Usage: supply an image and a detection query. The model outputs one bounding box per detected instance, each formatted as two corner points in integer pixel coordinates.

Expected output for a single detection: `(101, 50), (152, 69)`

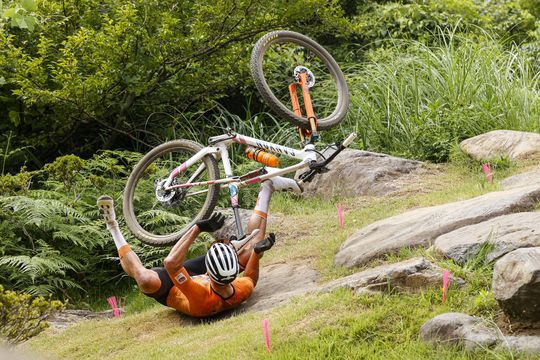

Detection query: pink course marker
(107, 296), (120, 318)
(482, 163), (493, 184)
(336, 203), (345, 229)
(262, 319), (271, 352)
(442, 270), (451, 304)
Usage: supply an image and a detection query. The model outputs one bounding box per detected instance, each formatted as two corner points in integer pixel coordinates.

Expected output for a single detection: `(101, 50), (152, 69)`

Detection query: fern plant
(0, 150), (212, 303)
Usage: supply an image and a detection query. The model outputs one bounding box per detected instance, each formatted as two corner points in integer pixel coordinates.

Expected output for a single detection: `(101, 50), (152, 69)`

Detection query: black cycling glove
(254, 233), (276, 254)
(195, 212), (225, 233)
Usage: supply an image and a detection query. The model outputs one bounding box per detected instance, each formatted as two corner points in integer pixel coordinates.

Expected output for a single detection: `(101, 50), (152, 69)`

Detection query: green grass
(329, 33), (540, 162)
(25, 289), (531, 360)
(23, 161), (538, 359)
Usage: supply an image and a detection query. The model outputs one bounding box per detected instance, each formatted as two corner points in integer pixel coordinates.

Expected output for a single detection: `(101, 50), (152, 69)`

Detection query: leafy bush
(0, 0), (348, 169)
(0, 285), (64, 343)
(347, 0), (536, 47)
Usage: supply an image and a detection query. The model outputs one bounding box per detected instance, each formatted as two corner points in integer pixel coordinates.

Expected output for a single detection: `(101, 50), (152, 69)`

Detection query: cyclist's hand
(195, 212), (225, 233)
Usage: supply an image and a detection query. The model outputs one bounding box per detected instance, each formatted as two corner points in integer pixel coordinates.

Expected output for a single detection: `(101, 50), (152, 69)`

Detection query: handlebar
(298, 132), (357, 183)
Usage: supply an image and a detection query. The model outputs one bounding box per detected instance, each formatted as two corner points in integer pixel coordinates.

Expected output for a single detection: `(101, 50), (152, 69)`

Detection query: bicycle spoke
(131, 148), (213, 237)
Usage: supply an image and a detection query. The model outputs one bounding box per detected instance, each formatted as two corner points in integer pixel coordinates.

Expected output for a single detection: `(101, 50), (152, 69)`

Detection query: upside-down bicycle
(123, 30), (356, 246)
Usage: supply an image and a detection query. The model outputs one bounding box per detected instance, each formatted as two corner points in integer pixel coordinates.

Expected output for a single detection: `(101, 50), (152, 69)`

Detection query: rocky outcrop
(433, 212), (540, 265)
(242, 258), (462, 313)
(48, 309), (123, 330)
(492, 248), (540, 321)
(335, 184), (540, 268)
(242, 263), (318, 312)
(501, 168), (540, 190)
(211, 208), (276, 241)
(420, 312), (540, 354)
(460, 130), (540, 161)
(322, 257), (462, 294)
(295, 149), (423, 198)
(420, 313), (498, 350)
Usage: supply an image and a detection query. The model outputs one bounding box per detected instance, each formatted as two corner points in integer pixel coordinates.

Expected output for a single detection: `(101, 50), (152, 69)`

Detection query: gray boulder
(322, 257), (463, 294)
(498, 336), (540, 353)
(460, 130), (540, 161)
(419, 312), (498, 350)
(492, 247), (540, 321)
(433, 212), (540, 265)
(295, 149), (423, 198)
(420, 312), (540, 353)
(335, 184), (540, 268)
(242, 263), (318, 312)
(501, 168), (540, 190)
(211, 208), (276, 241)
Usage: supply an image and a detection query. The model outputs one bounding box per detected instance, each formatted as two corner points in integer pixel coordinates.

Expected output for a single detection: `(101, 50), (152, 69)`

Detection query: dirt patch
(496, 312), (540, 336)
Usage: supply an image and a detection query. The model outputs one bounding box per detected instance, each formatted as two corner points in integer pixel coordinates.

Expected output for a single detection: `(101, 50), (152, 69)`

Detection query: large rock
(501, 168), (540, 190)
(419, 313), (498, 350)
(433, 212), (540, 265)
(492, 247), (540, 321)
(322, 257), (463, 293)
(211, 208), (276, 241)
(335, 184), (540, 268)
(460, 130), (540, 161)
(48, 309), (123, 331)
(241, 263), (318, 312)
(420, 312), (540, 353)
(295, 149), (423, 198)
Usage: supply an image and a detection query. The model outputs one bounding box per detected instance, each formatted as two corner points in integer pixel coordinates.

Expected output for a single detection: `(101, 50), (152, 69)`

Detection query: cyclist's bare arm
(163, 226), (201, 275)
(243, 251), (261, 286)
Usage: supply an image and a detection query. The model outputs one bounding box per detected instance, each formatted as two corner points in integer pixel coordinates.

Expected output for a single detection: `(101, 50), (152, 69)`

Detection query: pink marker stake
(442, 270), (451, 304)
(336, 203), (345, 229)
(262, 319), (271, 352)
(482, 163), (493, 184)
(107, 296), (120, 318)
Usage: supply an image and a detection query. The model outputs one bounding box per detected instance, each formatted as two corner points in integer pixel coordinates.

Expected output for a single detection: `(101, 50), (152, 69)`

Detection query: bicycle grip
(342, 133), (357, 148)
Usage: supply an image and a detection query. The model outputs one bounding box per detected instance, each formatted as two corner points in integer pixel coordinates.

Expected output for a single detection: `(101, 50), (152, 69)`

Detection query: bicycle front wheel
(250, 30), (349, 130)
(123, 140), (220, 246)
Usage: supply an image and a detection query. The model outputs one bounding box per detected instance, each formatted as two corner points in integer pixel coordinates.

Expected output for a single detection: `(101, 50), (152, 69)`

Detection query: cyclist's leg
(237, 176), (299, 266)
(236, 181), (272, 267)
(98, 196), (161, 294)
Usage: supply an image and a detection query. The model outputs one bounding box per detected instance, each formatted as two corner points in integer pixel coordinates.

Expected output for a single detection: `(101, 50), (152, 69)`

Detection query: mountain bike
(123, 30), (355, 246)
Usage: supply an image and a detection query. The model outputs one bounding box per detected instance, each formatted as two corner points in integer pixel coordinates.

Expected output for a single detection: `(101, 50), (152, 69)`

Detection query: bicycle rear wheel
(123, 140), (220, 246)
(250, 30), (349, 130)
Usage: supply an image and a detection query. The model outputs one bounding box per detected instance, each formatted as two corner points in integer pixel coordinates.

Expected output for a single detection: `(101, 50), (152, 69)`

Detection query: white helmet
(205, 243), (239, 285)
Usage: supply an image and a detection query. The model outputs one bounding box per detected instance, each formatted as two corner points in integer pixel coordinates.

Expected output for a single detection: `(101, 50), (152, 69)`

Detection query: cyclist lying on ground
(97, 175), (301, 317)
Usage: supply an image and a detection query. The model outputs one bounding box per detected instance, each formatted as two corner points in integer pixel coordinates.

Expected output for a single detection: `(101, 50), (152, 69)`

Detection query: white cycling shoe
(97, 195), (117, 225)
(230, 229), (260, 252)
(264, 168), (303, 194)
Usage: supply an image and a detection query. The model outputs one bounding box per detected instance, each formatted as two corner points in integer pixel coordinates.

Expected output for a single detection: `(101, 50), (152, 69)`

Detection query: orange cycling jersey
(166, 267), (254, 317)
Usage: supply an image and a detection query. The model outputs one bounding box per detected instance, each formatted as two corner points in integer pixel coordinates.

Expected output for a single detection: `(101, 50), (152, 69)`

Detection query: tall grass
(337, 32), (540, 162)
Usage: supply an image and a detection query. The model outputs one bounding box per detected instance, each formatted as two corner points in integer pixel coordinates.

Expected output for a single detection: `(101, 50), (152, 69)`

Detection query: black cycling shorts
(143, 254), (206, 305)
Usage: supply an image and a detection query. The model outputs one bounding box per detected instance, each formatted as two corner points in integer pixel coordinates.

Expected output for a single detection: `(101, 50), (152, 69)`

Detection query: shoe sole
(97, 196), (116, 223)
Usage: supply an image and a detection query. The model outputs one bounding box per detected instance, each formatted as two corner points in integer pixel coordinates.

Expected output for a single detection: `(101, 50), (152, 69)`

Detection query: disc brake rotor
(294, 66), (316, 88)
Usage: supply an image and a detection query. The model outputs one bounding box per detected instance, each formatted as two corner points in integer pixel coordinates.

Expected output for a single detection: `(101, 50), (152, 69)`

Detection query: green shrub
(0, 285), (64, 343)
(347, 0), (536, 47)
(0, 0), (349, 169)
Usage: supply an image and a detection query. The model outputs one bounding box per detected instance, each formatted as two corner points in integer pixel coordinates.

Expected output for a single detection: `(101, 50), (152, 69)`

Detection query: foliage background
(1, 0), (540, 303)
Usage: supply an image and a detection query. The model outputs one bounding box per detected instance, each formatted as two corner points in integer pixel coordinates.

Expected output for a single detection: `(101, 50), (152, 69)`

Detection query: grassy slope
(25, 162), (540, 360)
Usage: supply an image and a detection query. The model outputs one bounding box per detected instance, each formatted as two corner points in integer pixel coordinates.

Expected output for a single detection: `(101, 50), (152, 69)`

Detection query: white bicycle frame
(160, 131), (357, 237)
